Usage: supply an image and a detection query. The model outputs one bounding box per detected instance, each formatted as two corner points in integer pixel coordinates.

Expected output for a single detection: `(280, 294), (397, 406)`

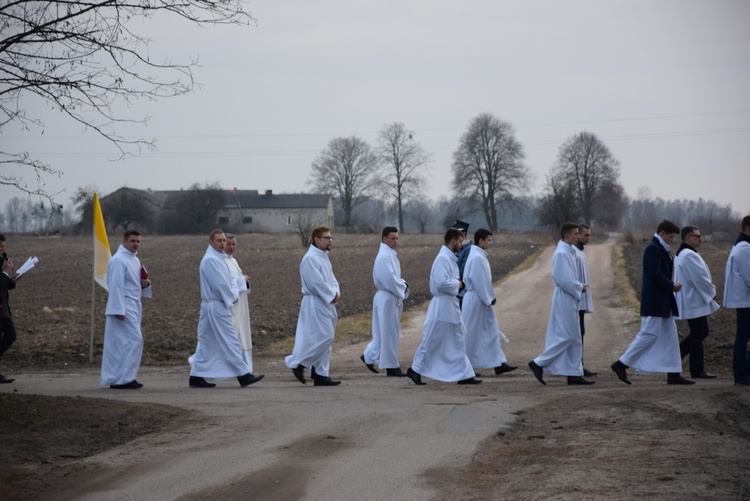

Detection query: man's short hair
(656, 219), (680, 235)
(680, 225), (699, 241)
(560, 222), (578, 239)
(474, 228), (493, 245)
(578, 223), (590, 231)
(311, 226), (331, 241)
(382, 226), (398, 239)
(444, 228), (461, 245)
(742, 215), (750, 231)
(225, 233), (236, 240)
(209, 229), (225, 241)
(123, 229), (141, 240)
(0, 234), (5, 242)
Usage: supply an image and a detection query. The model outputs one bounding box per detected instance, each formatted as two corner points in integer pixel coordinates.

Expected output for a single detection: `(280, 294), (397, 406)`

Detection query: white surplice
(463, 245), (508, 369)
(533, 240), (584, 376)
(189, 245), (250, 379)
(226, 255), (253, 372)
(724, 241), (750, 308)
(574, 245), (593, 313)
(363, 243), (409, 369)
(674, 247), (719, 320)
(411, 245), (474, 382)
(285, 245), (340, 377)
(101, 245), (152, 386)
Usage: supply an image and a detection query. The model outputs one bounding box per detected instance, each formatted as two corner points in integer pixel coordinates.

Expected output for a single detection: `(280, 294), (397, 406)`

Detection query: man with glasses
(286, 226), (342, 386)
(674, 226), (719, 379)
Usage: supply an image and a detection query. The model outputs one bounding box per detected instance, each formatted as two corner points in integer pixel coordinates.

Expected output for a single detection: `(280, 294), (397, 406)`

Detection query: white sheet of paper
(16, 256), (38, 276)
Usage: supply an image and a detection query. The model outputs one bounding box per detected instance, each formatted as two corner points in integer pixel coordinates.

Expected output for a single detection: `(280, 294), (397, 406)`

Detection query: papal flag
(93, 192), (111, 291)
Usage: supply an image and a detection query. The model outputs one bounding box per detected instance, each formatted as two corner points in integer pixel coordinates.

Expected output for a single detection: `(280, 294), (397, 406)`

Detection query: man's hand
(331, 293), (340, 304)
(141, 279), (150, 289)
(116, 315), (126, 321)
(673, 282), (683, 292)
(582, 283), (588, 293)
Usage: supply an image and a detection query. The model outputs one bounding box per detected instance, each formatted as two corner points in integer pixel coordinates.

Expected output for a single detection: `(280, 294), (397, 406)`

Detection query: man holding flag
(101, 230), (152, 389)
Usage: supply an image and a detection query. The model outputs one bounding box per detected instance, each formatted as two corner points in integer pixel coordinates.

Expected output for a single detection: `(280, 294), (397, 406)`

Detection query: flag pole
(90, 243), (96, 362)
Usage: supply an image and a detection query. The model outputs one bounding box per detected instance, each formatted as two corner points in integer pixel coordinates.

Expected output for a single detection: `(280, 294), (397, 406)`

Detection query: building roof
(102, 188), (331, 209)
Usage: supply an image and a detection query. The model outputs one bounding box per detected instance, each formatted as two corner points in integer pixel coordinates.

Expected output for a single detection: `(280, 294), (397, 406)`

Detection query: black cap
(451, 220), (469, 232)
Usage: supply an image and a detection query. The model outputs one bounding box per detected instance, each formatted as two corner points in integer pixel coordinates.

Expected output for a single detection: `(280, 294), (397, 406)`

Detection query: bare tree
(102, 189), (153, 231)
(404, 198), (433, 233)
(536, 175), (579, 228)
(292, 210), (325, 248)
(309, 136), (380, 229)
(72, 185), (102, 233)
(550, 132), (620, 225)
(452, 114), (531, 231)
(1, 0), (254, 206)
(376, 122), (431, 231)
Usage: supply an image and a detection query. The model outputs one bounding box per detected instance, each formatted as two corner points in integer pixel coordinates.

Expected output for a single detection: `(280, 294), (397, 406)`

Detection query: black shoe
(457, 377), (482, 385)
(610, 361), (631, 385)
(360, 354), (379, 374)
(313, 376), (341, 386)
(111, 380), (143, 389)
(667, 375), (696, 385)
(406, 367), (426, 385)
(189, 376), (216, 388)
(292, 365), (306, 384)
(583, 368), (598, 377)
(691, 371), (717, 379)
(734, 378), (750, 386)
(386, 368), (407, 377)
(567, 376), (595, 386)
(528, 361), (545, 385)
(0, 374), (14, 384)
(238, 373), (264, 387)
(474, 372), (484, 378)
(495, 363), (518, 375)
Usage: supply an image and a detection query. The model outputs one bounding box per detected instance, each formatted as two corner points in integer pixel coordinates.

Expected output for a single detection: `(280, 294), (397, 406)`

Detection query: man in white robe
(674, 225), (719, 379)
(407, 229), (479, 385)
(361, 226), (409, 377)
(529, 223), (593, 386)
(101, 230), (152, 389)
(463, 229), (517, 376)
(611, 220), (695, 385)
(225, 234), (254, 372)
(724, 215), (750, 386)
(574, 224), (596, 377)
(285, 226), (341, 386)
(189, 230), (263, 388)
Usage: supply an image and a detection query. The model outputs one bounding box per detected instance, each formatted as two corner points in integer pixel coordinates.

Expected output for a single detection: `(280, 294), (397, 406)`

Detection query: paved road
(9, 236), (635, 500)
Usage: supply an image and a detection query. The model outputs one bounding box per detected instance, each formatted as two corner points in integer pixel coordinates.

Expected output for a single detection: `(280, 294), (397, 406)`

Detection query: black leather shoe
(495, 363), (518, 375)
(567, 376), (595, 385)
(667, 375), (696, 385)
(691, 371), (717, 379)
(583, 368), (598, 377)
(238, 373), (264, 387)
(313, 376), (341, 386)
(457, 377), (482, 385)
(189, 376), (215, 388)
(0, 374), (15, 384)
(406, 367), (426, 385)
(360, 354), (379, 374)
(474, 372), (484, 378)
(292, 365), (306, 384)
(111, 380), (143, 389)
(611, 361), (631, 385)
(528, 360), (545, 385)
(386, 368), (407, 377)
(734, 378), (750, 386)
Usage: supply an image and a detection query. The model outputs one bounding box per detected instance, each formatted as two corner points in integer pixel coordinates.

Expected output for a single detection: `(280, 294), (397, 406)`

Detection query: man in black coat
(611, 220), (695, 385)
(0, 234), (19, 384)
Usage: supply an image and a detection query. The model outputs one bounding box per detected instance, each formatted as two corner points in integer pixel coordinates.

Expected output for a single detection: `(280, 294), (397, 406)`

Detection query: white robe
(463, 245), (508, 369)
(411, 245), (474, 382)
(285, 245), (340, 377)
(724, 241), (750, 308)
(620, 316), (682, 373)
(533, 240), (583, 376)
(227, 255), (253, 372)
(363, 243), (409, 369)
(674, 248), (719, 320)
(574, 246), (593, 313)
(189, 245), (250, 379)
(101, 245), (152, 386)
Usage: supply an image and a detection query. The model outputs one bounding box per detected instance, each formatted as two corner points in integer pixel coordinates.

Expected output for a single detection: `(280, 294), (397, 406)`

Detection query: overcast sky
(3, 0), (749, 219)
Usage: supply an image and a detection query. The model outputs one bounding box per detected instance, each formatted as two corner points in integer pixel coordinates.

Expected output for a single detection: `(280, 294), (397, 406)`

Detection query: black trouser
(0, 316), (16, 360)
(579, 311), (586, 365)
(679, 316), (708, 376)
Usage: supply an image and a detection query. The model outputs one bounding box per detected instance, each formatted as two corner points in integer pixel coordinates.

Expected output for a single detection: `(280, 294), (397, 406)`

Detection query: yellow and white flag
(93, 193), (111, 291)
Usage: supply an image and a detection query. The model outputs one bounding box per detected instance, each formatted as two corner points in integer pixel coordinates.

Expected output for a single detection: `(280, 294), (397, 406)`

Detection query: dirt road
(4, 237), (748, 500)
